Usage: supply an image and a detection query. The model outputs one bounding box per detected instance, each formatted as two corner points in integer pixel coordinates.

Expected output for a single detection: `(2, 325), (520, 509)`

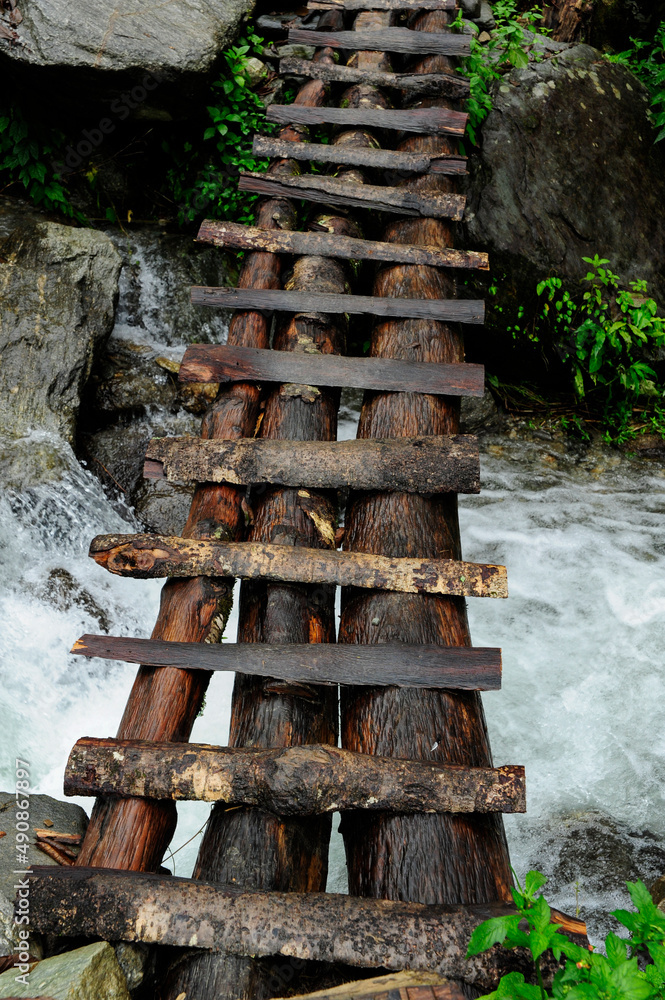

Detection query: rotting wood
(65, 738), (526, 814)
(89, 533), (509, 599)
(179, 345), (486, 397)
(239, 171), (467, 220)
(26, 866), (588, 993)
(309, 0), (457, 9)
(71, 634), (504, 691)
(144, 435), (481, 494)
(191, 287), (484, 324)
(197, 220), (486, 270)
(288, 27), (471, 55)
(266, 105), (467, 136)
(279, 59), (470, 99)
(268, 970), (464, 1000)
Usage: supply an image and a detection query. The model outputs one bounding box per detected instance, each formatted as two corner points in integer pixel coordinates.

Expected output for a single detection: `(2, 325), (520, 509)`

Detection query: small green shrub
(467, 869), (665, 999)
(0, 107), (80, 218)
(607, 21), (665, 142)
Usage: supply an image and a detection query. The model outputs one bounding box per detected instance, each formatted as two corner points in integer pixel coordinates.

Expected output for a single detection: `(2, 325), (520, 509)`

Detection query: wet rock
(86, 339), (179, 418)
(465, 45), (665, 306)
(0, 792), (87, 957)
(460, 388), (502, 434)
(133, 479), (196, 535)
(0, 940), (130, 999)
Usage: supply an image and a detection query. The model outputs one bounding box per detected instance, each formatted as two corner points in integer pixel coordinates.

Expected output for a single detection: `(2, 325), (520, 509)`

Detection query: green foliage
(455, 2), (547, 143)
(0, 106), (80, 218)
(467, 869), (665, 1000)
(164, 27), (273, 224)
(607, 21), (665, 142)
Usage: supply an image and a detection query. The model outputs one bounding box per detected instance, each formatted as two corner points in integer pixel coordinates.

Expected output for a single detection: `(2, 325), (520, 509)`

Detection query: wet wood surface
(179, 344), (485, 396)
(89, 533), (509, 598)
(267, 104), (467, 136)
(288, 27), (471, 55)
(197, 220), (486, 269)
(144, 435), (481, 494)
(308, 0), (457, 9)
(239, 171), (467, 220)
(191, 286), (484, 323)
(65, 738), (526, 814)
(268, 970), (465, 1000)
(71, 634), (504, 690)
(278, 59), (470, 99)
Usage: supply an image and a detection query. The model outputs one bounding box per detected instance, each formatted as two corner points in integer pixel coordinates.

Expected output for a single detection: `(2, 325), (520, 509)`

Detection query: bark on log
(144, 435), (481, 494)
(308, 0), (457, 9)
(278, 60), (470, 99)
(89, 533), (509, 599)
(288, 28), (471, 55)
(197, 220), (485, 270)
(266, 105), (467, 136)
(191, 287), (483, 323)
(71, 634), (504, 690)
(268, 970), (464, 1000)
(179, 345), (486, 396)
(25, 866), (588, 994)
(238, 172), (466, 220)
(65, 739), (526, 814)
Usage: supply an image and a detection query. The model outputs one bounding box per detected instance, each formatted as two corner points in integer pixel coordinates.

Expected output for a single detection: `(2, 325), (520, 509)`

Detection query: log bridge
(24, 4), (588, 998)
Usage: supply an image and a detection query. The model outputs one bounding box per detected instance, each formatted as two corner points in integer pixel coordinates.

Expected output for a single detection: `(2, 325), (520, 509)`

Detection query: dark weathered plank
(309, 0), (457, 9)
(144, 435), (480, 494)
(288, 27), (471, 55)
(179, 345), (485, 397)
(25, 867), (588, 991)
(269, 971), (465, 1000)
(71, 634), (504, 691)
(191, 288), (484, 324)
(197, 220), (486, 270)
(279, 59), (470, 100)
(266, 104), (467, 137)
(89, 533), (508, 598)
(65, 738), (527, 814)
(238, 171), (466, 220)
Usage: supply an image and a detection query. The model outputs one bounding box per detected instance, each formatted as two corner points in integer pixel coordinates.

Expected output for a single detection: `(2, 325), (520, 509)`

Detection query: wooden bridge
(25, 2), (588, 997)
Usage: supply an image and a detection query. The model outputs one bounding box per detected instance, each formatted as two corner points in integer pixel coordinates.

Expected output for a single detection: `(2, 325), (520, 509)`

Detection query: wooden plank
(178, 345), (486, 397)
(88, 533), (508, 598)
(266, 105), (467, 137)
(65, 738), (527, 814)
(268, 972), (465, 1000)
(254, 133), (468, 174)
(191, 288), (484, 325)
(144, 435), (481, 494)
(309, 0), (457, 9)
(70, 634), (504, 691)
(279, 58), (470, 100)
(26, 867), (588, 992)
(238, 171), (466, 221)
(288, 27), (471, 55)
(197, 219), (486, 270)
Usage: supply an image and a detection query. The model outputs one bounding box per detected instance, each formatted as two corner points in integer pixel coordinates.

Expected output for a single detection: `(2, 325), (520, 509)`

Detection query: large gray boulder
(464, 45), (665, 305)
(0, 941), (130, 999)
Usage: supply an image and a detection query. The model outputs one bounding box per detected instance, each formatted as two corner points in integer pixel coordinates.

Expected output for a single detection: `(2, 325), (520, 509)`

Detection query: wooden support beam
(144, 435), (481, 494)
(25, 867), (587, 992)
(89, 533), (509, 599)
(238, 171), (467, 220)
(288, 27), (471, 55)
(71, 634), (504, 691)
(268, 971), (465, 1000)
(309, 0), (457, 9)
(278, 59), (470, 100)
(191, 287), (484, 324)
(253, 134), (468, 175)
(65, 738), (526, 814)
(266, 105), (467, 137)
(178, 345), (485, 397)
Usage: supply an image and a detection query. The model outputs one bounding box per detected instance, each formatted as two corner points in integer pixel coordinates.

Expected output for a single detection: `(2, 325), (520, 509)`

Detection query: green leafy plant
(467, 869), (665, 999)
(607, 21), (665, 142)
(0, 106), (80, 218)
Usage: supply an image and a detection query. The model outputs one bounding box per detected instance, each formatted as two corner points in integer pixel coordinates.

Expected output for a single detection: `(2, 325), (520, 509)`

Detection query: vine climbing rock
(464, 44), (665, 305)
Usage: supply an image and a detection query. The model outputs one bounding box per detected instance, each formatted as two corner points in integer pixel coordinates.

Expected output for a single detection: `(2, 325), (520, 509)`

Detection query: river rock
(0, 941), (130, 999)
(0, 791), (87, 957)
(464, 45), (665, 306)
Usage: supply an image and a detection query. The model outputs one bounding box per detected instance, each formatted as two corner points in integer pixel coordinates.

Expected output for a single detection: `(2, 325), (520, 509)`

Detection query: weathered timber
(71, 634), (504, 691)
(25, 867), (588, 992)
(192, 287), (484, 324)
(288, 27), (470, 55)
(268, 971), (464, 1000)
(144, 435), (481, 494)
(65, 738), (526, 814)
(179, 345), (485, 397)
(239, 171), (466, 220)
(89, 533), (509, 598)
(197, 219), (486, 270)
(279, 59), (470, 100)
(309, 0), (457, 8)
(254, 133), (468, 174)
(267, 105), (467, 137)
